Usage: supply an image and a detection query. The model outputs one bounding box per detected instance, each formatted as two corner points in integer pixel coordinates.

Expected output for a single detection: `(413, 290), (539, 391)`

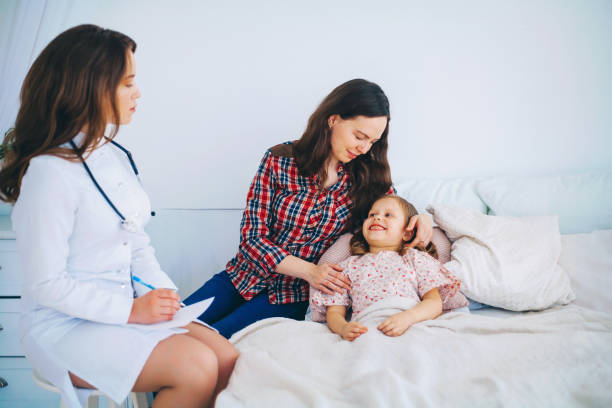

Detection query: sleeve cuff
(261, 246), (291, 276)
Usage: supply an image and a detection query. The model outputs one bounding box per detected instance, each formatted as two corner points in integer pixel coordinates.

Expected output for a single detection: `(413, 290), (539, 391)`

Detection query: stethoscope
(69, 139), (155, 232)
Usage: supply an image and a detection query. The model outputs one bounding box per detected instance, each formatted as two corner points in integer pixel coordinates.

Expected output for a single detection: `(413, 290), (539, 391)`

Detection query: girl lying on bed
(310, 195), (468, 341)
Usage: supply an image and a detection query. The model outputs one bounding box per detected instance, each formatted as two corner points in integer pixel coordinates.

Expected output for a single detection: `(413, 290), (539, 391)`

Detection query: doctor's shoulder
(11, 154), (80, 220)
(26, 154), (81, 177)
(20, 155), (84, 196)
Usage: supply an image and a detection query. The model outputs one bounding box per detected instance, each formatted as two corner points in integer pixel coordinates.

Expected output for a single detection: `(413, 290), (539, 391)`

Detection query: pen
(132, 275), (185, 306)
(132, 275), (156, 290)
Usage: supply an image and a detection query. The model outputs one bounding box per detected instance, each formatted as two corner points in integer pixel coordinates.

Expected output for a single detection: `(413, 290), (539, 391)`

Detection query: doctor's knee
(182, 345), (219, 390)
(220, 343), (239, 367)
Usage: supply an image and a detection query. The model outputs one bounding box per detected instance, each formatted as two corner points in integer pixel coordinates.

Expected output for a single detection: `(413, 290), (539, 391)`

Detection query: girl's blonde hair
(349, 195), (438, 259)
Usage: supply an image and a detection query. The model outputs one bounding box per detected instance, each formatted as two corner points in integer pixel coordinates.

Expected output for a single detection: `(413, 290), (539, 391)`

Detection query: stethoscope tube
(108, 140), (139, 176)
(69, 139), (154, 226)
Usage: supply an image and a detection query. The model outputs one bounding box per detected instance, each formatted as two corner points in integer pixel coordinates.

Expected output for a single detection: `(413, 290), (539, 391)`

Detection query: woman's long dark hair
(293, 79), (392, 231)
(0, 24), (136, 203)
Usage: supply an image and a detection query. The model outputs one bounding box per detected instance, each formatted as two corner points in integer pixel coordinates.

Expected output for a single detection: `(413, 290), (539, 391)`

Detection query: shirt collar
(312, 162), (348, 191)
(70, 131), (87, 148)
(63, 131), (109, 161)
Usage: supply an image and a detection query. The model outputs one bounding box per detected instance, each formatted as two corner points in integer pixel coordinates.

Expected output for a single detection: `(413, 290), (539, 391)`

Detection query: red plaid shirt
(226, 142), (394, 304)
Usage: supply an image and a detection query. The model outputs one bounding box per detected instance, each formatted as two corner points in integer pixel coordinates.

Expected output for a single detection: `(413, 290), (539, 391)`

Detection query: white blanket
(217, 299), (612, 407)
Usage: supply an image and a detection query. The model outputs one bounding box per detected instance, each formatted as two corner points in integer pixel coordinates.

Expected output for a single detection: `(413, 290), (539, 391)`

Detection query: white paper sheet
(128, 297), (214, 331)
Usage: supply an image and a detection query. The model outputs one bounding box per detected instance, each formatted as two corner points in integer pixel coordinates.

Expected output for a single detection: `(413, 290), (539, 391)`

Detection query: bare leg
(183, 322), (239, 395)
(134, 334), (219, 407)
(70, 333), (219, 408)
(69, 372), (94, 389)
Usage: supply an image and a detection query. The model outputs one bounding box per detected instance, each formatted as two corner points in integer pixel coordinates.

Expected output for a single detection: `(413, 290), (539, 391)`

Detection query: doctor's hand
(128, 289), (181, 324)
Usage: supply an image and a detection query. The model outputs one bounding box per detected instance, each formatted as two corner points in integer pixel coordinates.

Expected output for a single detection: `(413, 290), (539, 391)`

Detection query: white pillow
(476, 172), (612, 234)
(427, 205), (575, 311)
(558, 229), (612, 313)
(318, 233), (352, 266)
(395, 177), (487, 216)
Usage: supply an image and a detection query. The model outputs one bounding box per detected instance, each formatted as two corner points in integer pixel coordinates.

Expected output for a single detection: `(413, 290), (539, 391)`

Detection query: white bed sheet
(217, 230), (612, 407)
(558, 229), (612, 313)
(219, 301), (612, 407)
(470, 306), (519, 318)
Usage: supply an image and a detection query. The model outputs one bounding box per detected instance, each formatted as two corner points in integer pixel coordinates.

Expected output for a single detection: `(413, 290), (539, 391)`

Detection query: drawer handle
(0, 323), (3, 331)
(0, 377), (7, 388)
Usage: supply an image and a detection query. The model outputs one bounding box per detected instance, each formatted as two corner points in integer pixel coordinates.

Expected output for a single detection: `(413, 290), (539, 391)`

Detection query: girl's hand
(377, 311), (414, 337)
(128, 289), (181, 324)
(341, 321), (368, 341)
(404, 213), (433, 250)
(308, 263), (351, 295)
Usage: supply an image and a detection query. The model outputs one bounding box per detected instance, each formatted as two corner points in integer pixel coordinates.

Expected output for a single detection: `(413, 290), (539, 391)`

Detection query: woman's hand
(341, 321), (368, 341)
(128, 289), (181, 324)
(404, 213), (434, 250)
(308, 263), (351, 295)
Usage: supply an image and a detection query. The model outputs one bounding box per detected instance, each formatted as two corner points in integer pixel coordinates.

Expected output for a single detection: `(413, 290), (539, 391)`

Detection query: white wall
(2, 0), (611, 209)
(1, 0), (611, 293)
(145, 209), (243, 298)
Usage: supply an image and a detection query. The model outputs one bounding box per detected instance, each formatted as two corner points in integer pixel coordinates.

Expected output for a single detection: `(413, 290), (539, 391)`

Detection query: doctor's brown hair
(0, 24), (136, 203)
(293, 79), (393, 232)
(349, 195), (438, 259)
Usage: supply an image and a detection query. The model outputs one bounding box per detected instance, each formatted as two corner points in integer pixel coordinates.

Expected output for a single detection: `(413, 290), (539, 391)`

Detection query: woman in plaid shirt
(185, 79), (434, 338)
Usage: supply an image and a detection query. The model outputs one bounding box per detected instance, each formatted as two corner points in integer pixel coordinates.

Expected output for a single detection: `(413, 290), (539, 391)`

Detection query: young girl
(0, 25), (237, 407)
(310, 195), (468, 341)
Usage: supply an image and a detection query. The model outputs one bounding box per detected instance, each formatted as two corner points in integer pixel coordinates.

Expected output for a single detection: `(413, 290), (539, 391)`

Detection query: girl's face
(363, 197), (410, 250)
(114, 50), (141, 124)
(328, 115), (387, 164)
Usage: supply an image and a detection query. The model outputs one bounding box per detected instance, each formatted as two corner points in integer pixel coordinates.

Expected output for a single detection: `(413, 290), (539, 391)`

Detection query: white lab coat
(12, 133), (183, 407)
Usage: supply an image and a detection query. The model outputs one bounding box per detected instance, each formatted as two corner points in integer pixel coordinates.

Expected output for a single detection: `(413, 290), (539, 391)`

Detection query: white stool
(32, 370), (150, 408)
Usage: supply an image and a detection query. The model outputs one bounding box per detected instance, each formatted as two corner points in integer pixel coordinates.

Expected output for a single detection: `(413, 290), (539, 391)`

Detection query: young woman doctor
(0, 25), (237, 408)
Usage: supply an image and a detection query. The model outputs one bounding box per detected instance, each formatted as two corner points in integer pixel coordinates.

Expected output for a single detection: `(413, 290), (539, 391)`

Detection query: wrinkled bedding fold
(219, 302), (612, 407)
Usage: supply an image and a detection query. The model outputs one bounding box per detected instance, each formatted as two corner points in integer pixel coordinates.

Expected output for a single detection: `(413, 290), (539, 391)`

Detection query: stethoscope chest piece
(121, 218), (139, 233)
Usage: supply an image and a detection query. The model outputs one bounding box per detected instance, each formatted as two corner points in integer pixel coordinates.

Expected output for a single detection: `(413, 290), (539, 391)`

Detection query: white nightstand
(0, 215), (60, 407)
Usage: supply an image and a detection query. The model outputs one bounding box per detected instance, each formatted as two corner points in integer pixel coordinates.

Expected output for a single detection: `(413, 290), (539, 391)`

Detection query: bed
(216, 172), (612, 407)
